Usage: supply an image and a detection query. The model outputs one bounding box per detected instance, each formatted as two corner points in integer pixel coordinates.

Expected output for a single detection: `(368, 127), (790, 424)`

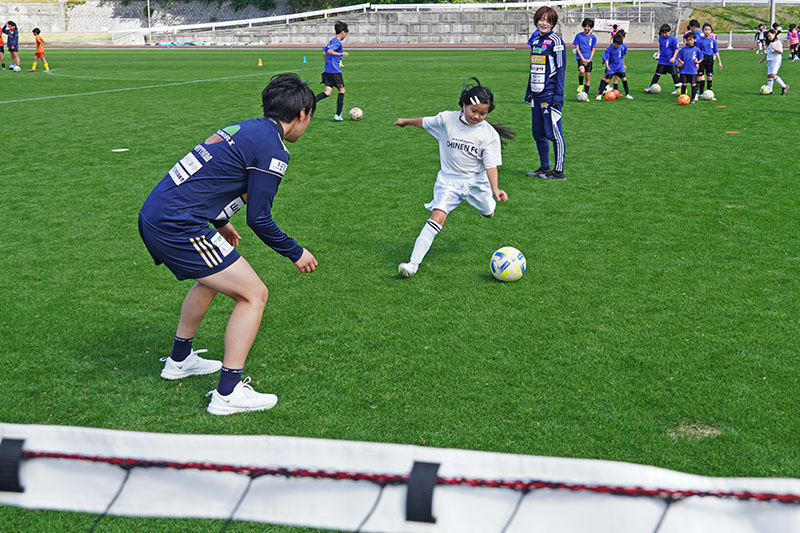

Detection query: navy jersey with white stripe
(139, 117), (302, 262)
(526, 31), (566, 103)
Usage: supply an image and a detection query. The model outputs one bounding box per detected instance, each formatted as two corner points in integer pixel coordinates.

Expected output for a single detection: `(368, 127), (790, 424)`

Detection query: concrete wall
(0, 2), (65, 33)
(152, 9), (673, 46)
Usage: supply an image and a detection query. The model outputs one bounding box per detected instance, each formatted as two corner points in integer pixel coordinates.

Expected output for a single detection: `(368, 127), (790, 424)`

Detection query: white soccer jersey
(766, 40), (783, 61)
(422, 111), (501, 177)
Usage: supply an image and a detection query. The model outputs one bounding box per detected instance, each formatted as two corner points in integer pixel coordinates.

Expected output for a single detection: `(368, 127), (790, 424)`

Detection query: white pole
(727, 30), (734, 50)
(147, 0), (151, 43)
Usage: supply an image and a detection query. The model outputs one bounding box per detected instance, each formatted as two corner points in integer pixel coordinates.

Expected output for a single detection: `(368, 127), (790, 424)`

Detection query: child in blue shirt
(315, 21), (349, 121)
(2, 21), (19, 70)
(572, 18), (597, 94)
(645, 24), (680, 94)
(596, 32), (633, 100)
(676, 32), (703, 102)
(696, 23), (723, 100)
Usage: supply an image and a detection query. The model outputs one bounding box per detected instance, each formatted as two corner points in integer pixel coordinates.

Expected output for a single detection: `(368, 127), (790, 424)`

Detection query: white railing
(145, 3), (370, 34)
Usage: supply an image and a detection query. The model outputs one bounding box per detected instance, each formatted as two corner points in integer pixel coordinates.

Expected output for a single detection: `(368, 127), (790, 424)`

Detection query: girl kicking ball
(394, 78), (514, 278)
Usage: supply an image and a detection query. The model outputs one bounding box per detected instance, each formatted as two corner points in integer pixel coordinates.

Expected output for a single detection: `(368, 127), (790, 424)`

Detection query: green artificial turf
(0, 47), (798, 531)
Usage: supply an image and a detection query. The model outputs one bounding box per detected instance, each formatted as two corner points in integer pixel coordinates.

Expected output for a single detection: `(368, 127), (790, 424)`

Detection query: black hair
(457, 77), (514, 146)
(6, 21), (16, 28)
(612, 24), (618, 30)
(659, 23), (671, 35)
(684, 31), (696, 41)
(32, 27), (40, 34)
(702, 23), (712, 31)
(582, 18), (594, 28)
(261, 73), (316, 122)
(688, 19), (700, 29)
(334, 21), (348, 34)
(765, 29), (778, 43)
(612, 32), (624, 45)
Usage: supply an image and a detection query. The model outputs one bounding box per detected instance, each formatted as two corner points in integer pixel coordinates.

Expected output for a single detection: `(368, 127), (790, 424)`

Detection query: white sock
(775, 76), (787, 88)
(767, 78), (775, 91)
(409, 219), (442, 264)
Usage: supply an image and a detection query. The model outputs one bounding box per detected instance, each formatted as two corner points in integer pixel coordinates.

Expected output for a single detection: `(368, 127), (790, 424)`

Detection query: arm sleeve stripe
(246, 166), (284, 178)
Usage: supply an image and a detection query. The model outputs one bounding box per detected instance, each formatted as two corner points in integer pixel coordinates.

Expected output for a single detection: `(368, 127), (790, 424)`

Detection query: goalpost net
(1, 422), (799, 532)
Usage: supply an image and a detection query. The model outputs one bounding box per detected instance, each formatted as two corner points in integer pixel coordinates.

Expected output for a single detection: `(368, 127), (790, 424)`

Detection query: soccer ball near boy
(701, 90), (715, 100)
(678, 94), (691, 105)
(649, 83), (662, 94)
(490, 247), (526, 282)
(349, 107), (363, 120)
(760, 85), (772, 95)
(576, 91), (589, 102)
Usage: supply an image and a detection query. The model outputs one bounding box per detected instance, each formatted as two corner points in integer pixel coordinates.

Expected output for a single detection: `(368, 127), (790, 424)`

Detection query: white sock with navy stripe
(409, 219), (442, 265)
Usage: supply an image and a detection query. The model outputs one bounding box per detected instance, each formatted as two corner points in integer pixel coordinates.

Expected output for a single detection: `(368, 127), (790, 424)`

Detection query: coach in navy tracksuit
(525, 6), (566, 180)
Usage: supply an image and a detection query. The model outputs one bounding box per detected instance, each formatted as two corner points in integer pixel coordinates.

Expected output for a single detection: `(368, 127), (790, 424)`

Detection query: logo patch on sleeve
(269, 158), (288, 175)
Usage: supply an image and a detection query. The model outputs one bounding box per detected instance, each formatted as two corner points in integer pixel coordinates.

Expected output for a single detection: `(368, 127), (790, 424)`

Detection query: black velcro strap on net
(406, 461), (439, 523)
(0, 438), (25, 493)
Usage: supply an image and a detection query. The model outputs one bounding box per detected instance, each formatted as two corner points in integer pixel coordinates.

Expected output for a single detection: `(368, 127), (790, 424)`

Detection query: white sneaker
(160, 349), (222, 380)
(625, 94), (634, 100)
(398, 262), (418, 278)
(595, 94), (602, 100)
(206, 377), (278, 415)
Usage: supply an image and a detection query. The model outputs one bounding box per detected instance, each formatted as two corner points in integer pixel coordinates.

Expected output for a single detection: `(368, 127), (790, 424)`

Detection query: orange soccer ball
(604, 91), (617, 101)
(677, 94), (691, 105)
(611, 89), (621, 99)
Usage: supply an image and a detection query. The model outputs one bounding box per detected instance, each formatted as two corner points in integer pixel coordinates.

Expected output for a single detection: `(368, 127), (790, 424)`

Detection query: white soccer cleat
(206, 377), (278, 415)
(398, 262), (418, 278)
(595, 94), (603, 100)
(160, 349), (222, 380)
(625, 94), (634, 99)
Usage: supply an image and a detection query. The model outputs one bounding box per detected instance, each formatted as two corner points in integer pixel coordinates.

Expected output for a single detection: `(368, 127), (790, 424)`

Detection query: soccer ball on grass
(760, 85), (772, 95)
(650, 83), (662, 94)
(701, 90), (715, 100)
(349, 107), (363, 120)
(576, 91), (588, 102)
(490, 247), (526, 282)
(11, 65), (20, 72)
(677, 94), (691, 105)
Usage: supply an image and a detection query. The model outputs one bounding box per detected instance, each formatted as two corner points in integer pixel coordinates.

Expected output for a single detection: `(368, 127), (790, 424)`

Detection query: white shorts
(424, 171), (496, 216)
(767, 59), (782, 75)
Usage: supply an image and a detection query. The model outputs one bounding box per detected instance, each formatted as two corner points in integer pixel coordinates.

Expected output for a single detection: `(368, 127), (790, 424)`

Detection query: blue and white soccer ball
(653, 51), (660, 60)
(490, 247), (526, 282)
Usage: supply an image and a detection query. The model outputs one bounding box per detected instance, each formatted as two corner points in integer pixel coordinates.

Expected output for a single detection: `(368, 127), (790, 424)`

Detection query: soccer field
(1, 47), (798, 531)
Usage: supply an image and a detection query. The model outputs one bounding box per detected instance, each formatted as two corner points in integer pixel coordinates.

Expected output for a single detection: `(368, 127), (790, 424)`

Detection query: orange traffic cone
(257, 58), (263, 67)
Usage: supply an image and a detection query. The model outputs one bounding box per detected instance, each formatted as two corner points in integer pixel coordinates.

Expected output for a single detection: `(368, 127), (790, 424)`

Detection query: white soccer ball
(760, 85), (772, 95)
(701, 90), (715, 100)
(650, 83), (662, 94)
(576, 91), (588, 102)
(490, 247), (526, 282)
(12, 65), (20, 72)
(653, 51), (660, 60)
(349, 107), (363, 120)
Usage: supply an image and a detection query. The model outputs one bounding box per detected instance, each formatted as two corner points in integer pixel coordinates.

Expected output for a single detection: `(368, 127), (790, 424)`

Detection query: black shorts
(698, 57), (714, 76)
(680, 73), (696, 85)
(576, 58), (593, 72)
(655, 63), (677, 75)
(7, 45), (16, 52)
(0, 46), (4, 53)
(605, 70), (625, 79)
(321, 72), (344, 89)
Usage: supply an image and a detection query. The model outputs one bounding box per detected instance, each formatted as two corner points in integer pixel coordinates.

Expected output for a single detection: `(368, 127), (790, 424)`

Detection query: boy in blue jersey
(572, 18), (597, 94)
(755, 23), (766, 54)
(2, 21), (19, 70)
(696, 23), (723, 100)
(139, 73), (318, 415)
(645, 24), (680, 94)
(525, 6), (566, 180)
(676, 32), (703, 102)
(596, 32), (633, 100)
(315, 21), (349, 122)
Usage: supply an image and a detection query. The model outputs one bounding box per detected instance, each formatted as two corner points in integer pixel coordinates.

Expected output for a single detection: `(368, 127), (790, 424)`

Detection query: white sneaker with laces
(160, 349), (222, 380)
(398, 262), (418, 278)
(206, 377), (278, 415)
(625, 94), (634, 100)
